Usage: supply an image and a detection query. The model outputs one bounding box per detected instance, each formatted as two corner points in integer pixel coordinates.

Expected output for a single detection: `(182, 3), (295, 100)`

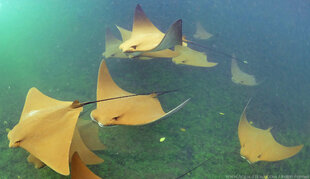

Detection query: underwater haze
(1, 0), (310, 178)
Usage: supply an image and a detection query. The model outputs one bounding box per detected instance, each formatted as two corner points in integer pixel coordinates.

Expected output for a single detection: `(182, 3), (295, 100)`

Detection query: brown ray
(7, 87), (83, 175)
(71, 152), (101, 179)
(238, 101), (303, 164)
(90, 59), (189, 126)
(172, 45), (218, 67)
(119, 4), (182, 57)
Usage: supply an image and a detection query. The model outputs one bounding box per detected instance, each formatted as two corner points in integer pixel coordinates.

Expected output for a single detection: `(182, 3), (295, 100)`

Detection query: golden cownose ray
(172, 45), (218, 67)
(193, 22), (213, 40)
(7, 88), (102, 175)
(103, 26), (178, 60)
(27, 120), (104, 171)
(119, 4), (182, 57)
(90, 60), (190, 126)
(238, 101), (304, 164)
(71, 152), (101, 179)
(116, 25), (180, 59)
(231, 55), (258, 86)
(102, 28), (128, 59)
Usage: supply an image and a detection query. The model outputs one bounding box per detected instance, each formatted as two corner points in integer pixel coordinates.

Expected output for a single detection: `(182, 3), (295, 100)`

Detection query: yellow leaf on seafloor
(180, 128), (186, 132)
(219, 112), (225, 115)
(160, 137), (166, 142)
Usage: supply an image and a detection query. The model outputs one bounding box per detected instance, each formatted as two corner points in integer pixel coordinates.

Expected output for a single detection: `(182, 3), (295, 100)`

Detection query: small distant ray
(193, 22), (213, 40)
(231, 54), (258, 86)
(172, 45), (218, 67)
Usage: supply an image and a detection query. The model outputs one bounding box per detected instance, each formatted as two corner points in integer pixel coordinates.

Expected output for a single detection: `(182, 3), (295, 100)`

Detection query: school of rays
(7, 4), (304, 178)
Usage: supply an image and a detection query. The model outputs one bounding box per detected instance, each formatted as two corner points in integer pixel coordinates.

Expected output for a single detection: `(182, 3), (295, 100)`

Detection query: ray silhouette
(193, 22), (213, 40)
(172, 45), (218, 67)
(231, 55), (258, 86)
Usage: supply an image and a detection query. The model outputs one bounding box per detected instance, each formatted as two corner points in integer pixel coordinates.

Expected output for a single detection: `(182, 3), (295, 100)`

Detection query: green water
(0, 0), (309, 178)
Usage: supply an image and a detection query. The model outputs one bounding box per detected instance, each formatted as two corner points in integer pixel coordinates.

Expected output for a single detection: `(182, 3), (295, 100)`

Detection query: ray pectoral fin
(154, 98), (190, 123)
(132, 4), (161, 35)
(71, 152), (101, 179)
(116, 25), (132, 41)
(261, 142), (303, 162)
(151, 19), (182, 52)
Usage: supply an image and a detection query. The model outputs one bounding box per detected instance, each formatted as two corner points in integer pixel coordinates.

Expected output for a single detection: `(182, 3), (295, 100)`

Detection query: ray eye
(112, 116), (120, 121)
(15, 140), (22, 145)
(257, 154), (262, 158)
(131, 45), (137, 50)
